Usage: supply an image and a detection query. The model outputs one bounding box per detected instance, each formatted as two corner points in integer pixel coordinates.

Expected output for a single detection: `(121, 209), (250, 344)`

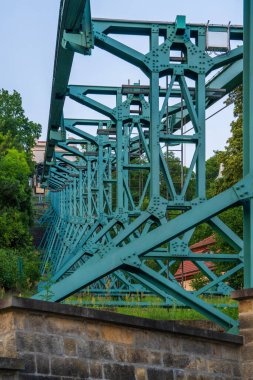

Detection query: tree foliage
(0, 89), (41, 153)
(0, 89), (41, 293)
(190, 86), (244, 290)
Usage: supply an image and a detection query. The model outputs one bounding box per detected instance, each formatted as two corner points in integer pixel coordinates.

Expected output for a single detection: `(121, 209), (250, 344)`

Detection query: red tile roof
(174, 235), (216, 281)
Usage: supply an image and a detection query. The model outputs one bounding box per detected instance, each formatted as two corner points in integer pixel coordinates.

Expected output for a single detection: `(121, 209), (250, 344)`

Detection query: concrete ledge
(0, 296), (243, 345)
(232, 288), (253, 300)
(0, 357), (24, 371)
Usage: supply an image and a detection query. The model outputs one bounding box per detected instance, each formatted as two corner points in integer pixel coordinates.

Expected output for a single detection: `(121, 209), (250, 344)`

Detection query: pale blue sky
(0, 0), (243, 159)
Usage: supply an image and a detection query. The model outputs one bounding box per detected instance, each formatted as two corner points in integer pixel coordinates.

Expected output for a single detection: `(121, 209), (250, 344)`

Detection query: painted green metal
(243, 0), (253, 288)
(34, 0), (249, 333)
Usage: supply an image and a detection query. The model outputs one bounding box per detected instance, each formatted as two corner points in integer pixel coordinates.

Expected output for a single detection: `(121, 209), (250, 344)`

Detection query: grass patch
(64, 294), (238, 321)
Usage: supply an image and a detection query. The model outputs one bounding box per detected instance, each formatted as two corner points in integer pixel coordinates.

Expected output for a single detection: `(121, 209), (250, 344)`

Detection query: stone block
(27, 313), (46, 332)
(182, 339), (212, 356)
(86, 322), (101, 340)
(126, 348), (150, 363)
(3, 334), (17, 358)
(16, 332), (34, 352)
(240, 342), (253, 361)
(19, 375), (61, 380)
(135, 367), (147, 380)
(100, 324), (133, 345)
(51, 357), (89, 378)
(163, 353), (191, 369)
(174, 369), (186, 379)
(77, 339), (89, 358)
(89, 360), (103, 378)
(231, 362), (242, 378)
(207, 359), (232, 377)
(78, 340), (113, 360)
(147, 367), (174, 380)
(46, 316), (83, 335)
(0, 312), (14, 332)
(240, 328), (253, 344)
(148, 350), (162, 365)
(187, 374), (215, 380)
(64, 337), (77, 356)
(187, 357), (207, 371)
(33, 333), (63, 355)
(13, 311), (27, 330)
(238, 313), (253, 329)
(19, 353), (36, 373)
(0, 373), (18, 380)
(0, 341), (4, 356)
(113, 344), (127, 362)
(89, 340), (114, 361)
(134, 330), (170, 351)
(238, 299), (253, 314)
(103, 363), (135, 380)
(36, 353), (50, 374)
(221, 344), (240, 360)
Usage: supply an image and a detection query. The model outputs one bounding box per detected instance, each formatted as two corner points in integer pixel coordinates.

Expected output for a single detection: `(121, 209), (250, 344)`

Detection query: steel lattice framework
(34, 0), (253, 333)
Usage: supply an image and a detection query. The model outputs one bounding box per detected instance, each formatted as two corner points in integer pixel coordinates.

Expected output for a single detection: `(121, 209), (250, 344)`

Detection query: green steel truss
(34, 0), (253, 333)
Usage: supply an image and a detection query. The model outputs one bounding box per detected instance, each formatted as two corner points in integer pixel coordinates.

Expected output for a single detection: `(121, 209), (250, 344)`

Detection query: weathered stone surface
(126, 348), (150, 363)
(16, 332), (34, 352)
(47, 316), (83, 335)
(0, 357), (24, 370)
(174, 369), (186, 379)
(19, 375), (61, 380)
(240, 342), (253, 361)
(27, 314), (46, 333)
(241, 362), (253, 379)
(78, 340), (114, 361)
(113, 344), (126, 362)
(86, 322), (101, 340)
(33, 334), (63, 355)
(0, 373), (18, 380)
(238, 313), (253, 329)
(100, 324), (133, 345)
(182, 339), (212, 356)
(89, 360), (103, 378)
(207, 359), (232, 377)
(135, 367), (147, 380)
(163, 353), (191, 369)
(36, 353), (50, 374)
(13, 311), (27, 331)
(64, 338), (77, 357)
(238, 299), (253, 314)
(148, 350), (162, 365)
(0, 312), (14, 332)
(0, 297), (246, 379)
(147, 367), (174, 380)
(103, 363), (135, 380)
(19, 353), (36, 373)
(2, 334), (17, 358)
(51, 357), (89, 378)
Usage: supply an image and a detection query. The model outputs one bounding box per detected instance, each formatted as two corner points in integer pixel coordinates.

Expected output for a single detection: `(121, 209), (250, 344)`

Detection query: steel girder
(34, 0), (249, 332)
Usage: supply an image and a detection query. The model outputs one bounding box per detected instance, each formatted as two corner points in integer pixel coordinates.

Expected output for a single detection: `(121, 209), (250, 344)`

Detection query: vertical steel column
(243, 0), (253, 287)
(79, 168), (83, 217)
(98, 136), (104, 217)
(150, 26), (160, 198)
(196, 29), (206, 200)
(116, 91), (124, 211)
(87, 159), (92, 217)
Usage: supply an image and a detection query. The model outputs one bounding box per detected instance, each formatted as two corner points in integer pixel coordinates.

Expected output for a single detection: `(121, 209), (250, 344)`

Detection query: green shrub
(0, 248), (40, 292)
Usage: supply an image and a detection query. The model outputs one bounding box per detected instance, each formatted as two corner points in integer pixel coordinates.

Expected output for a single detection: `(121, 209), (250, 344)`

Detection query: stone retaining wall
(0, 297), (244, 379)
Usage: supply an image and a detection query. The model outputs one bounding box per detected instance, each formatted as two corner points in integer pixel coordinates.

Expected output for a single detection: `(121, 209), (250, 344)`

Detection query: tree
(214, 86), (243, 192)
(0, 89), (41, 154)
(0, 89), (41, 293)
(208, 87), (243, 289)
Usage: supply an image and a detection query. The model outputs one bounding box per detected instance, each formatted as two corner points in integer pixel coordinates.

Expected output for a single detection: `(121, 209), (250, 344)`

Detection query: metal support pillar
(243, 0), (253, 288)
